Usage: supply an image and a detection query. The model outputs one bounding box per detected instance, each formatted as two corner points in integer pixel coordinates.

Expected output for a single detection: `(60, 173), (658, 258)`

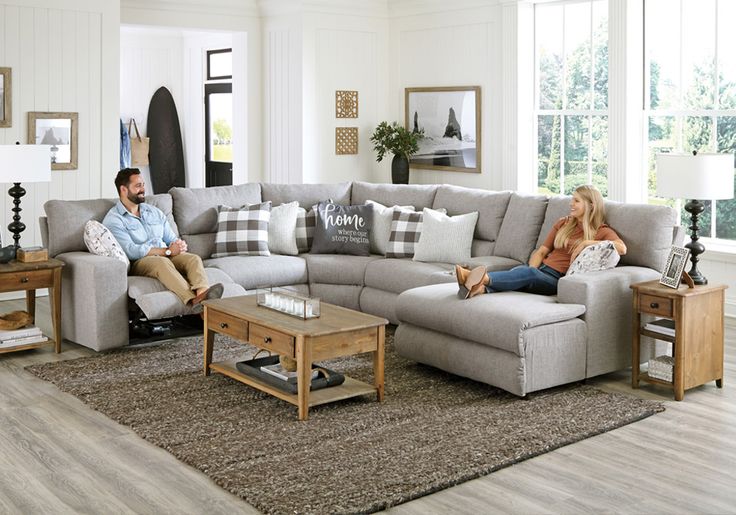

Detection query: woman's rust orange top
(541, 217), (621, 274)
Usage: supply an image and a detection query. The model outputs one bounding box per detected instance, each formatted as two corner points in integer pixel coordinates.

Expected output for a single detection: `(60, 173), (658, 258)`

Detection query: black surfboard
(147, 87), (185, 193)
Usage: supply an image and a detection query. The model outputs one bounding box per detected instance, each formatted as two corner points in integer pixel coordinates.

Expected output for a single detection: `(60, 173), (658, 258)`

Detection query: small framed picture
(0, 67), (11, 128)
(660, 246), (690, 289)
(27, 111), (78, 170)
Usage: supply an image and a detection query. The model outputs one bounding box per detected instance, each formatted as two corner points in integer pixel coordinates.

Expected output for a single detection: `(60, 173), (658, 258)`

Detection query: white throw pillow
(365, 200), (414, 255)
(83, 220), (130, 268)
(268, 201), (300, 255)
(567, 241), (620, 275)
(412, 208), (479, 263)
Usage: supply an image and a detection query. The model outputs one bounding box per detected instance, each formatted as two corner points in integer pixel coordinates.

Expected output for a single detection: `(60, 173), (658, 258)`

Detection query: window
(646, 0), (736, 240)
(535, 0), (609, 196)
(207, 48), (232, 81)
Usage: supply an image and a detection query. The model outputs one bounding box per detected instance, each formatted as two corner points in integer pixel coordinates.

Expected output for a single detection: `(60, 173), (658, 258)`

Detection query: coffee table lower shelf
(209, 360), (378, 407)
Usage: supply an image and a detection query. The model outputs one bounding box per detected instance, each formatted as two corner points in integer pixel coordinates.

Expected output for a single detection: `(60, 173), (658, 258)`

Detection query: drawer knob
(650, 302), (659, 309)
(220, 322), (228, 329)
(20, 277), (29, 283)
(263, 336), (272, 344)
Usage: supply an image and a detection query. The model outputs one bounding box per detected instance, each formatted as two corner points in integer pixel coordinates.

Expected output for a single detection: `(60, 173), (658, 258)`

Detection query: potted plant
(370, 121), (423, 184)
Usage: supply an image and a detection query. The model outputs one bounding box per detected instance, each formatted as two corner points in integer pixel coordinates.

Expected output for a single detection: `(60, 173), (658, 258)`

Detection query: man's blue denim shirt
(103, 200), (176, 261)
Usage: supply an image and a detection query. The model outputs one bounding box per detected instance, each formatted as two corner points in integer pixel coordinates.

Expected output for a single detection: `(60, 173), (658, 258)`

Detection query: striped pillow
(212, 202), (271, 258)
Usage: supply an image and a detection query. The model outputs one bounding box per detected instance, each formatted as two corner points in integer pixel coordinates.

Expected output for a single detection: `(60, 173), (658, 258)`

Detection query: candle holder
(256, 287), (320, 319)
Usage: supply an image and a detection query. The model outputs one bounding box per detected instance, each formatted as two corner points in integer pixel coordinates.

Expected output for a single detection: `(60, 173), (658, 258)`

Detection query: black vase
(391, 154), (409, 184)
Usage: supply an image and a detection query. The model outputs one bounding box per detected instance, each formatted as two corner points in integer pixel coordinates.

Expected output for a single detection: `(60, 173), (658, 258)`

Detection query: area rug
(27, 329), (664, 514)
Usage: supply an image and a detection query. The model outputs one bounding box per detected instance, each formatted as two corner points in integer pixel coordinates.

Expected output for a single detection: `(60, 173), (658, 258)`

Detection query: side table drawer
(249, 323), (294, 358)
(639, 294), (673, 317)
(0, 269), (53, 293)
(207, 310), (248, 341)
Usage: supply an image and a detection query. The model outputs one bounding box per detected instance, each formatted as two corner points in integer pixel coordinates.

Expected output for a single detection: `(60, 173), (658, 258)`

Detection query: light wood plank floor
(1, 297), (734, 514)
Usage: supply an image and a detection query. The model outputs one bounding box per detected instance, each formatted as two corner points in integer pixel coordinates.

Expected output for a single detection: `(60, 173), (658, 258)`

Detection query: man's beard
(127, 191), (145, 205)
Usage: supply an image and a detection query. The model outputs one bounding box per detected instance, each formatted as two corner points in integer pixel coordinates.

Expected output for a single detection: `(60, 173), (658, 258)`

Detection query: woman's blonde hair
(553, 185), (606, 249)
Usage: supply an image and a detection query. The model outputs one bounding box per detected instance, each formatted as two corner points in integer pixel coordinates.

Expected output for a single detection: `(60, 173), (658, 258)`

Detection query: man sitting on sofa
(103, 168), (223, 313)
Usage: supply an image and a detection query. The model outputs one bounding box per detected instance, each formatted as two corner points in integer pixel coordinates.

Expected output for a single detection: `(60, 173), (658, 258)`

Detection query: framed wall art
(0, 67), (11, 128)
(28, 112), (78, 170)
(404, 86), (481, 173)
(659, 245), (690, 289)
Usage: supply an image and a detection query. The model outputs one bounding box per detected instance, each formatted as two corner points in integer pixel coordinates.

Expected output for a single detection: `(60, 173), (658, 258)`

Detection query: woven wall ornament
(335, 127), (358, 155)
(335, 90), (358, 118)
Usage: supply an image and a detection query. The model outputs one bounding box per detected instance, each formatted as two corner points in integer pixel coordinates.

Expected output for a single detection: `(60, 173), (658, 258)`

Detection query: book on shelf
(0, 325), (43, 343)
(0, 334), (48, 348)
(260, 363), (319, 383)
(643, 319), (675, 337)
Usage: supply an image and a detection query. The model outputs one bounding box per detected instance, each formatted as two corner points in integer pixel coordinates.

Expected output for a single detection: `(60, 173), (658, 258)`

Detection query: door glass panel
(208, 51), (232, 79)
(209, 93), (233, 163)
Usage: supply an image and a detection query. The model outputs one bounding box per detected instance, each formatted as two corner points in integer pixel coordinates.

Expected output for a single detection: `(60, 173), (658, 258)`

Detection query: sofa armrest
(557, 266), (660, 377)
(56, 252), (129, 351)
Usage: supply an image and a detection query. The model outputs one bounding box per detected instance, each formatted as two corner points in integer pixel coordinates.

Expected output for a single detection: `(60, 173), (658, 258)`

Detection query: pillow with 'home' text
(310, 202), (373, 256)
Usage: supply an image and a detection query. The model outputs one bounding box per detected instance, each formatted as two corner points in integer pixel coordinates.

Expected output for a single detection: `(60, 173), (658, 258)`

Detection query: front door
(205, 82), (233, 187)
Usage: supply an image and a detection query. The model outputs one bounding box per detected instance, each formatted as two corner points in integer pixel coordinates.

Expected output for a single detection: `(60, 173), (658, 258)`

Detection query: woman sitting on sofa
(457, 184), (627, 299)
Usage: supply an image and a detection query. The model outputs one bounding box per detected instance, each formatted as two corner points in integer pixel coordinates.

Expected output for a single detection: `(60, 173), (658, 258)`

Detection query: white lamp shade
(656, 152), (734, 200)
(0, 144), (52, 183)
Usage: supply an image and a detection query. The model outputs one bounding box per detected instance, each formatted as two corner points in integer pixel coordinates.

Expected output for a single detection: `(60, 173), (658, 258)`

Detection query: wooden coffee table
(202, 295), (388, 420)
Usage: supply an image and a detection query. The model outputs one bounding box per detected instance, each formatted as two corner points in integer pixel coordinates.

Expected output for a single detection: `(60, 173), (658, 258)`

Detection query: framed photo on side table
(660, 246), (690, 289)
(28, 111), (78, 170)
(404, 86), (481, 173)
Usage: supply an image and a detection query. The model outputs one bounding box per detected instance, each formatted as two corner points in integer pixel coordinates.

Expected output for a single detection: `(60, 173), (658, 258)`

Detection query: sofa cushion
(128, 267), (237, 299)
(413, 209), (478, 263)
(83, 220), (129, 268)
(260, 182), (351, 208)
(365, 200), (414, 255)
(463, 255), (524, 271)
(268, 201), (300, 256)
(304, 254), (382, 286)
(536, 196), (569, 250)
(204, 255), (308, 289)
(364, 259), (455, 294)
(432, 185), (511, 244)
(170, 184), (262, 235)
(310, 202), (372, 256)
(494, 193), (548, 263)
(351, 182), (438, 209)
(212, 202), (271, 258)
(45, 198), (116, 256)
(396, 282), (586, 356)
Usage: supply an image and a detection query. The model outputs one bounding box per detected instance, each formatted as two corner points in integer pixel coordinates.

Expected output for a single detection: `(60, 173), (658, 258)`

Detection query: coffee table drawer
(249, 323), (294, 357)
(208, 310), (248, 341)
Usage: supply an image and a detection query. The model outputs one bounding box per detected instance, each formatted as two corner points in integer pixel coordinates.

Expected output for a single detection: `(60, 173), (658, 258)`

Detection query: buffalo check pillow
(385, 207), (446, 258)
(295, 198), (333, 253)
(212, 201), (272, 257)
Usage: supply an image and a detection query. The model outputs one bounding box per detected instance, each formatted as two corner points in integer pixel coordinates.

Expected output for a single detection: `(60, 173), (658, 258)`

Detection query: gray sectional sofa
(41, 181), (681, 396)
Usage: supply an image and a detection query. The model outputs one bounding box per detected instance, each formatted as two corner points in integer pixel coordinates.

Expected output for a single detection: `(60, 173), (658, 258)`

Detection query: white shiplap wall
(0, 0), (119, 249)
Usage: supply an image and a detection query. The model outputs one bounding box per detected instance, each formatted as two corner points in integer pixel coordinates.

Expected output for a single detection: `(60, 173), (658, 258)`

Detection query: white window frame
(644, 0), (736, 247)
(533, 0), (609, 196)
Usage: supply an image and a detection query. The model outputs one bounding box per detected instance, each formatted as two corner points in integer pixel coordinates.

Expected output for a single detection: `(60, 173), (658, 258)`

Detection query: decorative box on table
(256, 287), (320, 319)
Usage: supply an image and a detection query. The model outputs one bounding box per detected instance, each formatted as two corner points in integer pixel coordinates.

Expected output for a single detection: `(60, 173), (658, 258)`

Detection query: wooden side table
(631, 280), (726, 400)
(0, 258), (64, 354)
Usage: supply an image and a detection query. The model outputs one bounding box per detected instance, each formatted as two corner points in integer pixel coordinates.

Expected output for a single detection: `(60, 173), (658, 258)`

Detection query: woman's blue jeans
(486, 264), (562, 296)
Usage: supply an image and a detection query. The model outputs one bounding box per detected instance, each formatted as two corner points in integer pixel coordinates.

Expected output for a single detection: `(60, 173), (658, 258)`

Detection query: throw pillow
(268, 201), (300, 256)
(310, 202), (373, 256)
(567, 241), (620, 275)
(295, 198), (333, 253)
(83, 220), (130, 268)
(385, 207), (446, 259)
(365, 200), (414, 255)
(412, 208), (479, 263)
(212, 201), (271, 258)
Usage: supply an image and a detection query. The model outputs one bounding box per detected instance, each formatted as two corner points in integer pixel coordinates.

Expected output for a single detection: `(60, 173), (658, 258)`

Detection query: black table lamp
(0, 143), (51, 248)
(656, 151), (735, 285)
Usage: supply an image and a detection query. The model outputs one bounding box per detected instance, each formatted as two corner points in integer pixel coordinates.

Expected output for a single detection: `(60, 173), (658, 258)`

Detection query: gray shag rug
(27, 328), (664, 514)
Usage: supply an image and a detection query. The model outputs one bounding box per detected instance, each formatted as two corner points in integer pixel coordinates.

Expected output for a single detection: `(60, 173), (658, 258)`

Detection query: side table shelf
(631, 280), (726, 401)
(0, 258), (64, 355)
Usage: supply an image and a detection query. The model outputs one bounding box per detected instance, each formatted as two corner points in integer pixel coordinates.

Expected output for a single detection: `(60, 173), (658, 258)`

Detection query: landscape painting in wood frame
(0, 67), (10, 128)
(28, 112), (78, 170)
(404, 86), (481, 173)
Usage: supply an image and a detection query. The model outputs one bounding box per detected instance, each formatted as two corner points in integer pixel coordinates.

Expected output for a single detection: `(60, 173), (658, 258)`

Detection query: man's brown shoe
(191, 283), (225, 314)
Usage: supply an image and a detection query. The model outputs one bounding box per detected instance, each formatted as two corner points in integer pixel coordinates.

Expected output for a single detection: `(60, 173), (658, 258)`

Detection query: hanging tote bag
(128, 118), (150, 167)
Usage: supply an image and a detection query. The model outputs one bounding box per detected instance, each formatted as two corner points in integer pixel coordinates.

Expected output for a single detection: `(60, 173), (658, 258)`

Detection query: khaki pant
(131, 253), (208, 305)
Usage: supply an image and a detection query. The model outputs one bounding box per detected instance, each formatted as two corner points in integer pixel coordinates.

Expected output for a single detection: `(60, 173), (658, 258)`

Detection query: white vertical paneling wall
(0, 0), (119, 251)
(389, 4), (502, 189)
